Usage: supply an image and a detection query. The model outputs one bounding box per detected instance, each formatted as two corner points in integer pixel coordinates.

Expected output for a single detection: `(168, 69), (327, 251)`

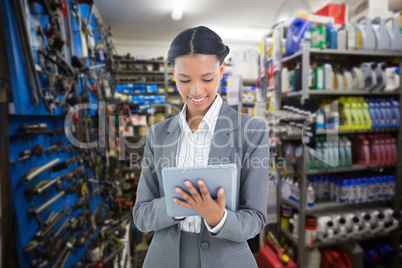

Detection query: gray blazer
(133, 101), (270, 268)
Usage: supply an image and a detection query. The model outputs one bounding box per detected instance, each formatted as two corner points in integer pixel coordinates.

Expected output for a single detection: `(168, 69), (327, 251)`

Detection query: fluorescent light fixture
(172, 0), (186, 20)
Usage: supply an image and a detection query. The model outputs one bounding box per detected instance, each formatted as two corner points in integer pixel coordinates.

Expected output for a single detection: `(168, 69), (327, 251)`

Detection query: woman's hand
(173, 180), (225, 228)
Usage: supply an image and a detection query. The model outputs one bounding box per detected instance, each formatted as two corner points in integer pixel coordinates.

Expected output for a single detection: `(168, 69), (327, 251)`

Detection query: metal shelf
(114, 70), (166, 75)
(118, 92), (165, 96)
(308, 89), (402, 96)
(243, 79), (257, 85)
(282, 49), (402, 64)
(316, 128), (399, 135)
(310, 48), (402, 58)
(281, 197), (392, 213)
(307, 164), (396, 175)
(280, 227), (392, 248)
(114, 59), (165, 64)
(116, 81), (165, 85)
(282, 91), (303, 98)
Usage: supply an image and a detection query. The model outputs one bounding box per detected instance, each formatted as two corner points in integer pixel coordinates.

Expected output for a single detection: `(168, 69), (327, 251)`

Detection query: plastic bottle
(352, 67), (365, 89)
(281, 67), (290, 93)
(385, 17), (402, 52)
(316, 108), (325, 130)
(369, 210), (385, 234)
(360, 62), (377, 91)
(379, 99), (392, 128)
(356, 178), (363, 203)
(317, 215), (334, 243)
(373, 63), (387, 91)
(305, 248), (321, 268)
(329, 176), (336, 201)
(346, 23), (356, 50)
(333, 68), (344, 90)
(312, 64), (324, 90)
(349, 179), (357, 204)
(344, 212), (360, 237)
(332, 214), (347, 239)
(307, 183), (315, 208)
(358, 212), (372, 235)
(311, 24), (326, 49)
(343, 136), (353, 168)
(339, 97), (354, 130)
(340, 243), (364, 268)
(378, 136), (387, 165)
(357, 135), (371, 166)
(326, 23), (338, 49)
(353, 16), (376, 51)
(339, 180), (349, 204)
(358, 97), (372, 129)
(349, 97), (365, 129)
(362, 178), (369, 203)
(389, 99), (400, 129)
(343, 69), (354, 90)
(389, 137), (397, 165)
(372, 99), (383, 129)
(371, 17), (391, 51)
(285, 18), (313, 56)
(384, 67), (401, 91)
(368, 177), (376, 201)
(368, 135), (381, 165)
(337, 27), (347, 50)
(382, 208), (399, 233)
(324, 64), (333, 90)
(288, 179), (295, 202)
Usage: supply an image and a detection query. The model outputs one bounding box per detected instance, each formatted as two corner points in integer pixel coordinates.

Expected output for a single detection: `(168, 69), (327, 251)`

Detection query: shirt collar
(179, 94), (223, 133)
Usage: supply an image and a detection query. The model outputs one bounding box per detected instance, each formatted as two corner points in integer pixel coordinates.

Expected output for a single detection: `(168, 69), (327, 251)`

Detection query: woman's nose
(190, 80), (203, 96)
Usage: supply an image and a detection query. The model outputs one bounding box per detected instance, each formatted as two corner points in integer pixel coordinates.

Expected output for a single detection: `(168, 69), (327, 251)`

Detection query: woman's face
(172, 54), (225, 117)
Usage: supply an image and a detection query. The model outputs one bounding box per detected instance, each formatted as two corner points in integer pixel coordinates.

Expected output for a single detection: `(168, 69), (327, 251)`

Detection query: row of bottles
(308, 174), (396, 204)
(285, 16), (402, 56)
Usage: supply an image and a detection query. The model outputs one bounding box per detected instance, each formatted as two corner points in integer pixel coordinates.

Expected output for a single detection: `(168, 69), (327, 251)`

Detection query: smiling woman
(132, 26), (270, 268)
(168, 26), (229, 129)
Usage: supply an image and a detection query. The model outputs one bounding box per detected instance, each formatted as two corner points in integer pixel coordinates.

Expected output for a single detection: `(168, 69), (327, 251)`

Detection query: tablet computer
(162, 163), (238, 217)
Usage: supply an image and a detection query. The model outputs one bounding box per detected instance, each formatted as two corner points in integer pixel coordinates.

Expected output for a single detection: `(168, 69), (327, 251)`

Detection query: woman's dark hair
(167, 26), (230, 66)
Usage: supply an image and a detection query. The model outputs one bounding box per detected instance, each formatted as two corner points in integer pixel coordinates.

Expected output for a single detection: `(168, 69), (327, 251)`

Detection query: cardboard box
(314, 4), (347, 25)
(343, 0), (392, 23)
(131, 115), (147, 126)
(138, 126), (149, 136)
(148, 114), (165, 125)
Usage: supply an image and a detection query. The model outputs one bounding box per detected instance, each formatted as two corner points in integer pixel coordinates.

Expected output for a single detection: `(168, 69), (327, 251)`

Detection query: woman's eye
(180, 80), (190, 83)
(203, 78), (214, 82)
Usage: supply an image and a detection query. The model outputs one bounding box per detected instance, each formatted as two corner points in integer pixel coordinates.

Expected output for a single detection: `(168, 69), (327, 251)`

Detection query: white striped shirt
(175, 93), (227, 233)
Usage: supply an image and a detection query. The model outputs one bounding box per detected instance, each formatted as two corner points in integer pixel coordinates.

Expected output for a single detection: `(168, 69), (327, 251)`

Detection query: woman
(133, 26), (270, 268)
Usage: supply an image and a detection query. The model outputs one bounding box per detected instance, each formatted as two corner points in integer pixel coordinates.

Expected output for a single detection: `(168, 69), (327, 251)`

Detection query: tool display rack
(261, 25), (402, 267)
(1, 0), (136, 267)
(112, 57), (176, 118)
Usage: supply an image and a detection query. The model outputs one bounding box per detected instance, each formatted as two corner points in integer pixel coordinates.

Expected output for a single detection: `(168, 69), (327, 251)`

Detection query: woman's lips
(188, 96), (207, 105)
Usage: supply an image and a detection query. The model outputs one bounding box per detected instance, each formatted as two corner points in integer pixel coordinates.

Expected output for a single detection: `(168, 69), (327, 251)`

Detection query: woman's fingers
(184, 181), (202, 201)
(175, 187), (194, 204)
(216, 187), (225, 208)
(173, 198), (192, 209)
(197, 180), (212, 200)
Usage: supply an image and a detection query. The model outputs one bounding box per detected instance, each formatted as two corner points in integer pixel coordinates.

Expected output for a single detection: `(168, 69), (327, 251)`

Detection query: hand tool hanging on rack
(50, 156), (80, 173)
(10, 144), (43, 164)
(71, 2), (88, 62)
(23, 158), (60, 184)
(10, 123), (64, 139)
(11, 0), (42, 106)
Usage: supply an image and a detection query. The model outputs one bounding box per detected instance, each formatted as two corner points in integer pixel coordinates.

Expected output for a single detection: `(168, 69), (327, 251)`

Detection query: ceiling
(94, 0), (334, 44)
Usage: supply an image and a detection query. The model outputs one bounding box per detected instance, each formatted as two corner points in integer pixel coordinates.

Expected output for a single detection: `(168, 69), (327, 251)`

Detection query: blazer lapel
(207, 101), (239, 165)
(162, 115), (181, 168)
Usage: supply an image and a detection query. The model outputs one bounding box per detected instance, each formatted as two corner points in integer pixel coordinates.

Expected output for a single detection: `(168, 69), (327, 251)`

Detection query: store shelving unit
(261, 26), (402, 266)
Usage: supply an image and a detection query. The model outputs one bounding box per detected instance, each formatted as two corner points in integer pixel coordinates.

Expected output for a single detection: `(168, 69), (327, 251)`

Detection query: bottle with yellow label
(358, 97), (372, 129)
(353, 16), (376, 51)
